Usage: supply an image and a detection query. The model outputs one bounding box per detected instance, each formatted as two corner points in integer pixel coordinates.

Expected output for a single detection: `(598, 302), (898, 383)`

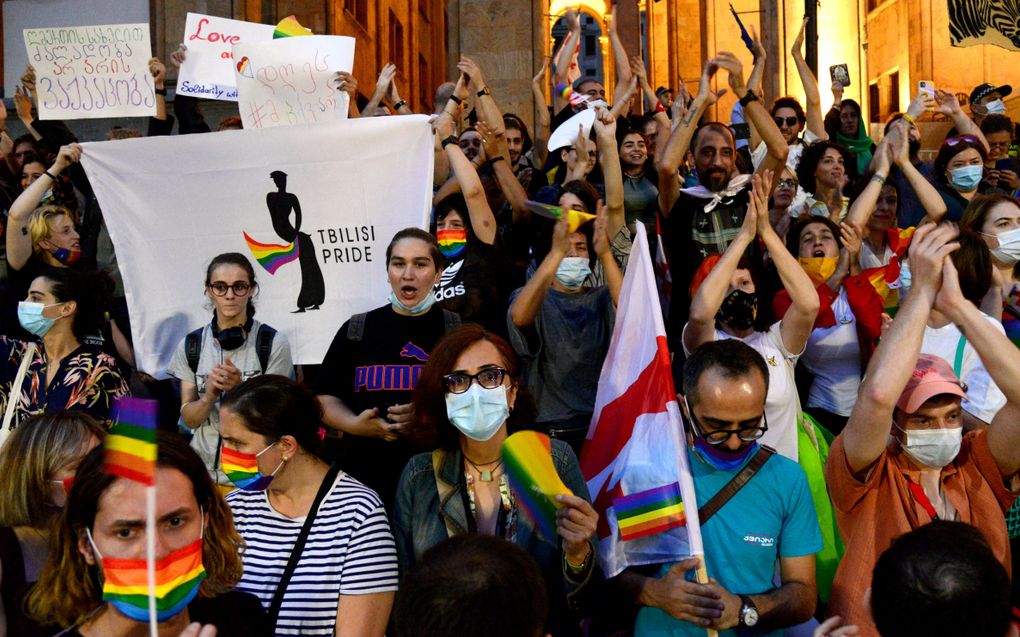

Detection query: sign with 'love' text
(24, 23), (156, 119)
(233, 35), (354, 129)
(79, 115), (434, 376)
(177, 13), (274, 101)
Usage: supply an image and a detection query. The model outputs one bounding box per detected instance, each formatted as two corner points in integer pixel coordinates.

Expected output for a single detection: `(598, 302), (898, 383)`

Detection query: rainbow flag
(103, 398), (157, 486)
(273, 15), (312, 38)
(862, 264), (900, 312)
(221, 446), (273, 491)
(502, 431), (573, 540)
(102, 539), (206, 621)
(612, 483), (686, 542)
(243, 232), (299, 275)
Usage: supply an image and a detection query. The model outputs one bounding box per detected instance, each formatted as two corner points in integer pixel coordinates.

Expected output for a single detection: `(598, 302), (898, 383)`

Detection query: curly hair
(27, 431), (244, 628)
(796, 140), (856, 195)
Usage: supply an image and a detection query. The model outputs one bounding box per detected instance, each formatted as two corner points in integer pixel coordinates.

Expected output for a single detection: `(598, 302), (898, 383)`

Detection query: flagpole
(695, 558), (719, 637)
(146, 485), (158, 637)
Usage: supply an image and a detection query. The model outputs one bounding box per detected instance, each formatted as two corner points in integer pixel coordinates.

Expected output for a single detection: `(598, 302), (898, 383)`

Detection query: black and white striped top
(227, 471), (399, 636)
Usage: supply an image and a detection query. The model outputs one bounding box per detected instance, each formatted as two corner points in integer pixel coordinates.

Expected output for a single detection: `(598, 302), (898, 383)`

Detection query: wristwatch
(738, 595), (759, 628)
(738, 90), (759, 107)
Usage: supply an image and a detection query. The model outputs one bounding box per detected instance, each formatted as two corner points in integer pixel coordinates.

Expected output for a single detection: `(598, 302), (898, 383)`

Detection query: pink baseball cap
(896, 354), (967, 414)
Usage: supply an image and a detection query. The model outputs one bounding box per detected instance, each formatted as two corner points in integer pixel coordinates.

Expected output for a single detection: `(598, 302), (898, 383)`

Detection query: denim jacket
(393, 438), (601, 636)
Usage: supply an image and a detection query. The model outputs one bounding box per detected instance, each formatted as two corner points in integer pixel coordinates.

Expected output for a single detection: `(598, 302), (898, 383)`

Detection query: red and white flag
(580, 223), (703, 578)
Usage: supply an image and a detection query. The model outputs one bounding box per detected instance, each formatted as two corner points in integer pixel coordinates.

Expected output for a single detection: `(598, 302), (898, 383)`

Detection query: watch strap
(441, 135), (459, 149)
(738, 90), (759, 107)
(393, 98), (407, 110)
(476, 86), (492, 97)
(738, 594), (758, 627)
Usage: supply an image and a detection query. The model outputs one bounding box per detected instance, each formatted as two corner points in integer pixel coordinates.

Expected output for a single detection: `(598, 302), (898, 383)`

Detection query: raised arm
(842, 224), (959, 473)
(756, 171), (821, 353)
(713, 52), (788, 193)
(608, 74), (638, 120)
(790, 18), (826, 140)
(657, 61), (725, 216)
(385, 70), (413, 115)
(334, 71), (362, 118)
(364, 63), (396, 116)
(149, 58), (168, 122)
(846, 135), (894, 234)
(934, 89), (989, 154)
(607, 4), (633, 97)
(592, 106), (625, 241)
(13, 85), (41, 142)
(532, 58), (552, 167)
(683, 181), (759, 353)
(887, 119), (948, 223)
(436, 115), (497, 244)
(459, 56), (503, 128)
(7, 144), (81, 270)
(552, 10), (581, 114)
(510, 216), (569, 328)
(631, 56), (671, 131)
(477, 121), (528, 222)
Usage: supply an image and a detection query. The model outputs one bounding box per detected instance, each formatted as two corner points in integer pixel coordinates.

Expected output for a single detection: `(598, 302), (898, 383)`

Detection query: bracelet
(738, 90), (759, 107)
(488, 155), (506, 165)
(476, 86), (492, 98)
(870, 173), (887, 186)
(440, 135), (458, 149)
(901, 112), (915, 125)
(44, 170), (58, 181)
(393, 98), (407, 110)
(155, 87), (167, 96)
(449, 94), (463, 106)
(564, 545), (593, 575)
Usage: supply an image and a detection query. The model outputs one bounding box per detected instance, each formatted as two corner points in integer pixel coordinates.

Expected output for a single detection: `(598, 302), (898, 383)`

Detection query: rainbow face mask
(87, 528), (206, 622)
(436, 229), (468, 259)
(220, 443), (281, 491)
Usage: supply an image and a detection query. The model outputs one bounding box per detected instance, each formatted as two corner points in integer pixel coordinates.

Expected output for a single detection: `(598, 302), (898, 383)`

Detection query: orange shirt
(825, 430), (1016, 636)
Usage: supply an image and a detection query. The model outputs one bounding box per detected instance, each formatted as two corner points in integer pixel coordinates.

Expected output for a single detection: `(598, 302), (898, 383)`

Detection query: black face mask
(717, 289), (757, 330)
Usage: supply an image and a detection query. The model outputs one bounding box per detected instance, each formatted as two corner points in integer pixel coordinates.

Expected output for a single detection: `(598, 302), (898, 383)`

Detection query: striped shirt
(227, 471), (398, 636)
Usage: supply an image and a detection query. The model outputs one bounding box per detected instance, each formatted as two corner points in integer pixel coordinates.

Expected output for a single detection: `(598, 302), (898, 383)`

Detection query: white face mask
(984, 99), (1007, 115)
(555, 257), (591, 290)
(445, 384), (509, 442)
(898, 426), (963, 468)
(984, 227), (1020, 265)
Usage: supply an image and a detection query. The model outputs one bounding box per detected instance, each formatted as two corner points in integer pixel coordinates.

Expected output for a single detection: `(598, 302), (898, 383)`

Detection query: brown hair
(0, 412), (104, 528)
(410, 325), (536, 449)
(960, 193), (1020, 235)
(27, 432), (244, 627)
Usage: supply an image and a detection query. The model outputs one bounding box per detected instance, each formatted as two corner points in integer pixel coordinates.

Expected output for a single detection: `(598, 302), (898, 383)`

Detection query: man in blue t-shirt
(620, 340), (821, 636)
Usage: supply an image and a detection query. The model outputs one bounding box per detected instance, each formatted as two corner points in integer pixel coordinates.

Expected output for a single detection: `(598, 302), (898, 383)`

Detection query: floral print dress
(0, 336), (129, 428)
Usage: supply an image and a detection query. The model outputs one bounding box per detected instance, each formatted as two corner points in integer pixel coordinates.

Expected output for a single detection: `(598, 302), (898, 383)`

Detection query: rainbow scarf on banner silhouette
(103, 398), (157, 486)
(243, 232), (299, 275)
(502, 431), (573, 540)
(612, 483), (686, 542)
(100, 539), (206, 621)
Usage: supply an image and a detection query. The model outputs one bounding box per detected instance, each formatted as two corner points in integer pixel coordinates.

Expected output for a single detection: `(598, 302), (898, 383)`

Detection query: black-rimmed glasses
(207, 282), (252, 296)
(690, 410), (769, 445)
(444, 368), (507, 394)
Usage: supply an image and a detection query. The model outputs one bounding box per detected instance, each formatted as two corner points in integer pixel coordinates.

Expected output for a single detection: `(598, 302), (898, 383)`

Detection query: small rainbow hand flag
(221, 446), (273, 490)
(104, 397), (158, 486)
(243, 232), (299, 275)
(502, 431), (573, 540)
(613, 483), (686, 542)
(274, 15), (312, 38)
(523, 200), (597, 233)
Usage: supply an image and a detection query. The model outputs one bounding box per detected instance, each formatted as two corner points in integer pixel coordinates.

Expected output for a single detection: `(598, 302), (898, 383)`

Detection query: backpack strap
(697, 446), (775, 525)
(442, 309), (461, 333)
(255, 324), (277, 374)
(347, 312), (368, 342)
(184, 327), (205, 375)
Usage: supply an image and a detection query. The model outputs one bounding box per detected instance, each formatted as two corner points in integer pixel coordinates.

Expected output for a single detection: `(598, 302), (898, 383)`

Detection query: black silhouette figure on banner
(267, 170), (325, 312)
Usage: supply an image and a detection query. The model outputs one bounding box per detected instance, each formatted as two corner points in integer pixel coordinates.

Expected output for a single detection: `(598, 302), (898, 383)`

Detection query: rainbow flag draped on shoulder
(580, 223), (703, 577)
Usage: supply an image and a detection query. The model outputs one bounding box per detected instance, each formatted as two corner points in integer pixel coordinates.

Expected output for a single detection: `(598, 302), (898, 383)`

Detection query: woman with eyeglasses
(768, 167), (800, 241)
(684, 173), (819, 461)
(393, 324), (599, 637)
(168, 253), (293, 490)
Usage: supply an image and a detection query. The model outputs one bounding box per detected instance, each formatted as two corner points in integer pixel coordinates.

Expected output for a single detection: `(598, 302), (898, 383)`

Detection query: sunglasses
(777, 178), (799, 189)
(774, 116), (799, 128)
(945, 135), (980, 147)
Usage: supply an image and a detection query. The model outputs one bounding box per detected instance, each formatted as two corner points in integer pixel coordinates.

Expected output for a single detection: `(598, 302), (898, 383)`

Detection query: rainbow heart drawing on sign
(502, 431), (573, 540)
(236, 56), (254, 78)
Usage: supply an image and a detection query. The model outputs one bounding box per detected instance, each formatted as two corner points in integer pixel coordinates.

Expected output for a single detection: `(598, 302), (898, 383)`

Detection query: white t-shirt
(921, 317), (1007, 424)
(799, 289), (862, 417)
(683, 321), (803, 460)
(227, 471), (399, 636)
(167, 320), (294, 484)
(860, 240), (894, 269)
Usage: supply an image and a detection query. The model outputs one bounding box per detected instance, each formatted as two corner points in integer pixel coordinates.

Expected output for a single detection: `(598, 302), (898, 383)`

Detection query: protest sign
(177, 13), (275, 101)
(79, 115), (434, 376)
(24, 23), (156, 119)
(233, 35), (354, 129)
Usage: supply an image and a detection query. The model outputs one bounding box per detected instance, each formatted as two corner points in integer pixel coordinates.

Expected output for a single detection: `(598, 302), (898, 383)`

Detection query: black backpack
(184, 324), (276, 374)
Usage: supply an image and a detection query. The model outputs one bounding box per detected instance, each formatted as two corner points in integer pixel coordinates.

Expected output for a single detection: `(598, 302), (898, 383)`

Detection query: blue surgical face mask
(949, 164), (983, 192)
(445, 383), (509, 442)
(984, 99), (1007, 116)
(388, 290), (437, 315)
(555, 257), (591, 290)
(17, 301), (61, 337)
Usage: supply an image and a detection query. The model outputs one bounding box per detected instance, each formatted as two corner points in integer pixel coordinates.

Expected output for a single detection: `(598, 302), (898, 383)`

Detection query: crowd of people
(0, 9), (1019, 637)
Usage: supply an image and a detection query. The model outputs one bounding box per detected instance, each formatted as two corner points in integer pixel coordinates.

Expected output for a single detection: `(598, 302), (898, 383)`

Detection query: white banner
(177, 13), (275, 101)
(24, 23), (156, 119)
(79, 115), (435, 377)
(233, 35), (354, 129)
